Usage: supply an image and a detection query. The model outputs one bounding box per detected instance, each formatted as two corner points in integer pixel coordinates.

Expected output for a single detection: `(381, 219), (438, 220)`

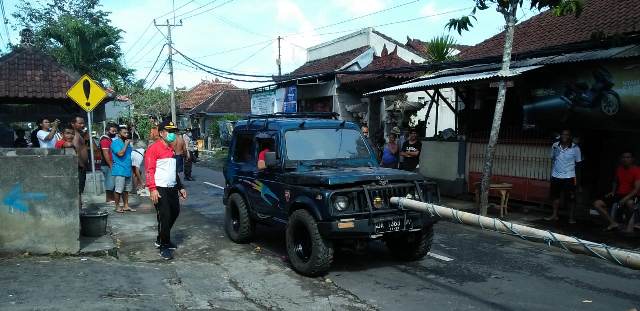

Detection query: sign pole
(87, 111), (98, 194)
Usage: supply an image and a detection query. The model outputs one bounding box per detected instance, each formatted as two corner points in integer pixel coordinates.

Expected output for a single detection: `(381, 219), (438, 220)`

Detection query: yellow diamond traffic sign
(67, 74), (108, 112)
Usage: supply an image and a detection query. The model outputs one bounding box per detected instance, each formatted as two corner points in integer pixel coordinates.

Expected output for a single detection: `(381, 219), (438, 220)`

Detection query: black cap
(158, 120), (178, 132)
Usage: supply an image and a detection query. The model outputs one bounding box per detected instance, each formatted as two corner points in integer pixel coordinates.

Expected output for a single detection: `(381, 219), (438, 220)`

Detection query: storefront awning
(364, 65), (544, 96)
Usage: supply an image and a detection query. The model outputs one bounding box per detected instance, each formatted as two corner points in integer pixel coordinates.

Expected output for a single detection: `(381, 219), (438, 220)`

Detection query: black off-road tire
(385, 224), (434, 261)
(225, 193), (255, 243)
(286, 210), (334, 276)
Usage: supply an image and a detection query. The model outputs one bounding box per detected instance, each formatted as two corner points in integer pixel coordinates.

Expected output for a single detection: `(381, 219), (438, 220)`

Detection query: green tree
(446, 0), (584, 216)
(12, 0), (131, 88)
(426, 34), (459, 62)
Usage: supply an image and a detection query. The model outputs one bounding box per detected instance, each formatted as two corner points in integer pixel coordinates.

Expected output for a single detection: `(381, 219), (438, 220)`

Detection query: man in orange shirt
(592, 152), (640, 232)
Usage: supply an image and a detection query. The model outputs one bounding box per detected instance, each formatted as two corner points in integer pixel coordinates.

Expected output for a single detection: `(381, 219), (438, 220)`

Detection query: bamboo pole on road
(390, 197), (640, 270)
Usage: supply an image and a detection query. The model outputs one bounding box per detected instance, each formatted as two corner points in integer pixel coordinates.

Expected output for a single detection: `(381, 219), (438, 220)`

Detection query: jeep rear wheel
(286, 210), (334, 276)
(385, 224), (433, 261)
(225, 193), (255, 243)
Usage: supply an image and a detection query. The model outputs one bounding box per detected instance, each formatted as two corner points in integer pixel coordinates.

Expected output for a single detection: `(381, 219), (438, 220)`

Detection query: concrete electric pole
(154, 19), (182, 124)
(277, 36), (282, 77)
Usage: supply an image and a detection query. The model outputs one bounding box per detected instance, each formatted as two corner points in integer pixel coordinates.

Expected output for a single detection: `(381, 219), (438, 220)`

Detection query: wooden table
(475, 182), (513, 218)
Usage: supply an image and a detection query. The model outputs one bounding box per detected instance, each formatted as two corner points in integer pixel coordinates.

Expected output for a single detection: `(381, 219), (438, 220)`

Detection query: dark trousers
(184, 151), (193, 178)
(155, 187), (180, 248)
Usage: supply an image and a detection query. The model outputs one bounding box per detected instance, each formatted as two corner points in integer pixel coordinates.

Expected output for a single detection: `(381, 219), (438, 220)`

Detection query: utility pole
(277, 36), (282, 76)
(154, 19), (182, 123)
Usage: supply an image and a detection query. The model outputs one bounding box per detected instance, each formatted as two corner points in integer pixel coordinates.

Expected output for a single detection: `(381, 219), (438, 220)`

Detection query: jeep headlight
(334, 196), (350, 211)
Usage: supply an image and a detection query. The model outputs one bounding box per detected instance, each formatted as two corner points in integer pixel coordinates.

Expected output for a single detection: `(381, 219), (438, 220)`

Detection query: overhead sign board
(67, 74), (108, 112)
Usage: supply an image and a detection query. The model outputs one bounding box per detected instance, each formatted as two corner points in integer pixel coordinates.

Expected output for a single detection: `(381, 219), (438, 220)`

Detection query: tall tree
(446, 0), (584, 216)
(12, 0), (131, 88)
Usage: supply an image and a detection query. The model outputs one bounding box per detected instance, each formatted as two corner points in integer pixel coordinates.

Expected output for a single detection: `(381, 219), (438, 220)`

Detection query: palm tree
(426, 35), (458, 62)
(40, 15), (132, 88)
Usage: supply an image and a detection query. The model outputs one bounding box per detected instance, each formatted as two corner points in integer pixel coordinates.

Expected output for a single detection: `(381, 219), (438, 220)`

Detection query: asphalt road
(2, 165), (639, 310)
(196, 166), (640, 311)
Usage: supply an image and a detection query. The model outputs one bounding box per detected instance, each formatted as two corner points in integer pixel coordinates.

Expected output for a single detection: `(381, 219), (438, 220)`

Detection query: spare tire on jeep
(286, 209), (334, 276)
(225, 193), (255, 243)
(384, 225), (433, 261)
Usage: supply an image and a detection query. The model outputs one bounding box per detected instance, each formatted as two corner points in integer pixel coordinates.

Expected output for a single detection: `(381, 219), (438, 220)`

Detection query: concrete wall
(419, 141), (466, 196)
(0, 148), (80, 254)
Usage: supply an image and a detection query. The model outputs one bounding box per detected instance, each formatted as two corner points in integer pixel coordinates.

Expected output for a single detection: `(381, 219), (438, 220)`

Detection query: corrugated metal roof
(365, 65), (543, 96)
(368, 44), (640, 96)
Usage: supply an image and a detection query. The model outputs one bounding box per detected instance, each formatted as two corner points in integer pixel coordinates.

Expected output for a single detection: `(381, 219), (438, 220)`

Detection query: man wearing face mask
(182, 128), (195, 181)
(144, 121), (187, 260)
(100, 123), (118, 203)
(111, 126), (134, 213)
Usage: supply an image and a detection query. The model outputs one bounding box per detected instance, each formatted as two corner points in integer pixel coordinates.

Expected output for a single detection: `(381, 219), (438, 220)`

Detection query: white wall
(307, 28), (425, 64)
(411, 88), (457, 137)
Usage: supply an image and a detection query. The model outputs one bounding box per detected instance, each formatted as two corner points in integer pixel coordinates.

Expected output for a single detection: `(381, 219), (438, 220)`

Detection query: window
(285, 128), (371, 161)
(233, 133), (255, 163)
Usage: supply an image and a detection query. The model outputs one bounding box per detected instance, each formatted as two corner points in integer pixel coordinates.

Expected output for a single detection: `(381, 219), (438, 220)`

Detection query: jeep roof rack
(244, 112), (339, 121)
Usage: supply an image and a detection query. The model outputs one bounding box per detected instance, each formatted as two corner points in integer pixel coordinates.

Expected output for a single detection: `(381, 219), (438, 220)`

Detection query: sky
(2, 0), (541, 89)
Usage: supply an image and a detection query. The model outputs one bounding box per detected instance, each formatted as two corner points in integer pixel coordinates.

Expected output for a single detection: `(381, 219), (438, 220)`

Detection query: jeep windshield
(284, 128), (374, 168)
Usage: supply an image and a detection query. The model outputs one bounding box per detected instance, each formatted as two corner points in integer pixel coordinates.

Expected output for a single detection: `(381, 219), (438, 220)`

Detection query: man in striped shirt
(145, 120), (188, 260)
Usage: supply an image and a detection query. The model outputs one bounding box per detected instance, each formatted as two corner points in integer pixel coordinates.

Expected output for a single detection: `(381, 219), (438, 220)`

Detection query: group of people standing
(363, 125), (422, 172)
(543, 129), (638, 232)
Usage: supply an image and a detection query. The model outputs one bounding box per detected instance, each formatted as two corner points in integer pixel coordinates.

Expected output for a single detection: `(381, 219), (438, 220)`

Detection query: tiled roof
(180, 79), (237, 109)
(189, 89), (250, 115)
(0, 47), (79, 99)
(459, 0), (640, 60)
(339, 45), (420, 84)
(288, 46), (370, 77)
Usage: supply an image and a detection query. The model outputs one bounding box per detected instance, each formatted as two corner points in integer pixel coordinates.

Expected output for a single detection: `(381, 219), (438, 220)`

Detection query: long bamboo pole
(390, 197), (640, 270)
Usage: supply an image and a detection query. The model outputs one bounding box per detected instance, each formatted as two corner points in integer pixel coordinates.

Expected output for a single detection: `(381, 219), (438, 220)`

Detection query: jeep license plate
(374, 217), (410, 233)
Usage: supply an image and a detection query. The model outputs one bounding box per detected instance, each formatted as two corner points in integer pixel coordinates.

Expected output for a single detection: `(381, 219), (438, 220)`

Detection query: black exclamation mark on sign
(83, 79), (91, 107)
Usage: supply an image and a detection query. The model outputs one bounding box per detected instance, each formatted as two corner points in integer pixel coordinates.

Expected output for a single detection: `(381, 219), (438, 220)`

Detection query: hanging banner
(283, 86), (297, 113)
(250, 91), (276, 115)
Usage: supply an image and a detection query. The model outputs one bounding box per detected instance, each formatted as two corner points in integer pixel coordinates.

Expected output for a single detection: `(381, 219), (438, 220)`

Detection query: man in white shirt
(545, 129), (582, 224)
(36, 118), (59, 148)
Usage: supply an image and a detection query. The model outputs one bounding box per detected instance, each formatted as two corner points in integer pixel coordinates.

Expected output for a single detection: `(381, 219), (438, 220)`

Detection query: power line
(193, 38), (275, 58)
(124, 22), (153, 57)
(141, 44), (167, 83)
(146, 58), (169, 88)
(231, 41), (272, 69)
(314, 0), (422, 32)
(174, 58), (273, 83)
(155, 0), (197, 20)
(173, 0), (220, 19)
(181, 0), (235, 20)
(214, 15), (270, 38)
(127, 29), (161, 63)
(174, 47), (273, 78)
(285, 7), (473, 39)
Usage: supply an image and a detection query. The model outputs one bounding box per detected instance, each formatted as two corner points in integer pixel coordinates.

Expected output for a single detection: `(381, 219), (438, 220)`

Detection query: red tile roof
(339, 45), (420, 84)
(180, 79), (237, 109)
(190, 89), (250, 115)
(459, 0), (640, 60)
(288, 46), (371, 77)
(0, 47), (79, 99)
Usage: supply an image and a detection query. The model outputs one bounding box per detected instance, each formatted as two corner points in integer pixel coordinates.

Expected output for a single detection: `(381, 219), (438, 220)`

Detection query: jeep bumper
(317, 212), (438, 239)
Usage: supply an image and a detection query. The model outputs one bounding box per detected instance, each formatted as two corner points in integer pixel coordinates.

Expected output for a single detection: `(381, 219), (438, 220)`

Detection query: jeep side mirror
(265, 151), (277, 168)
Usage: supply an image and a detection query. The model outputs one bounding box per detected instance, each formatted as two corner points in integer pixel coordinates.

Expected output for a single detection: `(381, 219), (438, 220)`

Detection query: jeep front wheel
(225, 193), (255, 243)
(286, 210), (334, 276)
(385, 224), (433, 261)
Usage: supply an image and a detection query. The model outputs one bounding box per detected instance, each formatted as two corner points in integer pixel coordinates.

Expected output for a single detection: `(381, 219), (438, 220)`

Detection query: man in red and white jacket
(145, 120), (187, 260)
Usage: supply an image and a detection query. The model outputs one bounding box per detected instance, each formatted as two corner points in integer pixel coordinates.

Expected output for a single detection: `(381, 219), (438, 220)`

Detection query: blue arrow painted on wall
(2, 184), (47, 213)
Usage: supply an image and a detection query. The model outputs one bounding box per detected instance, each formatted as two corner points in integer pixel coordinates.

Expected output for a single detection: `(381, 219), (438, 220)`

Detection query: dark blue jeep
(223, 113), (439, 276)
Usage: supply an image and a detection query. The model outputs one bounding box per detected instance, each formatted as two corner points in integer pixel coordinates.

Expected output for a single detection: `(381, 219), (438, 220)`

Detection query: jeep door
(253, 132), (286, 219)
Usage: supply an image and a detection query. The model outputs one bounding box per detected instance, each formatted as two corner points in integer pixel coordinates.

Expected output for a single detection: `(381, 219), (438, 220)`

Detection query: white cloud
(331, 0), (387, 16)
(274, 0), (322, 72)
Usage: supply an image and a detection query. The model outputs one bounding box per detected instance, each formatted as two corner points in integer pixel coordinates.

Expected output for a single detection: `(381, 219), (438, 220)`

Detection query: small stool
(474, 182), (513, 218)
